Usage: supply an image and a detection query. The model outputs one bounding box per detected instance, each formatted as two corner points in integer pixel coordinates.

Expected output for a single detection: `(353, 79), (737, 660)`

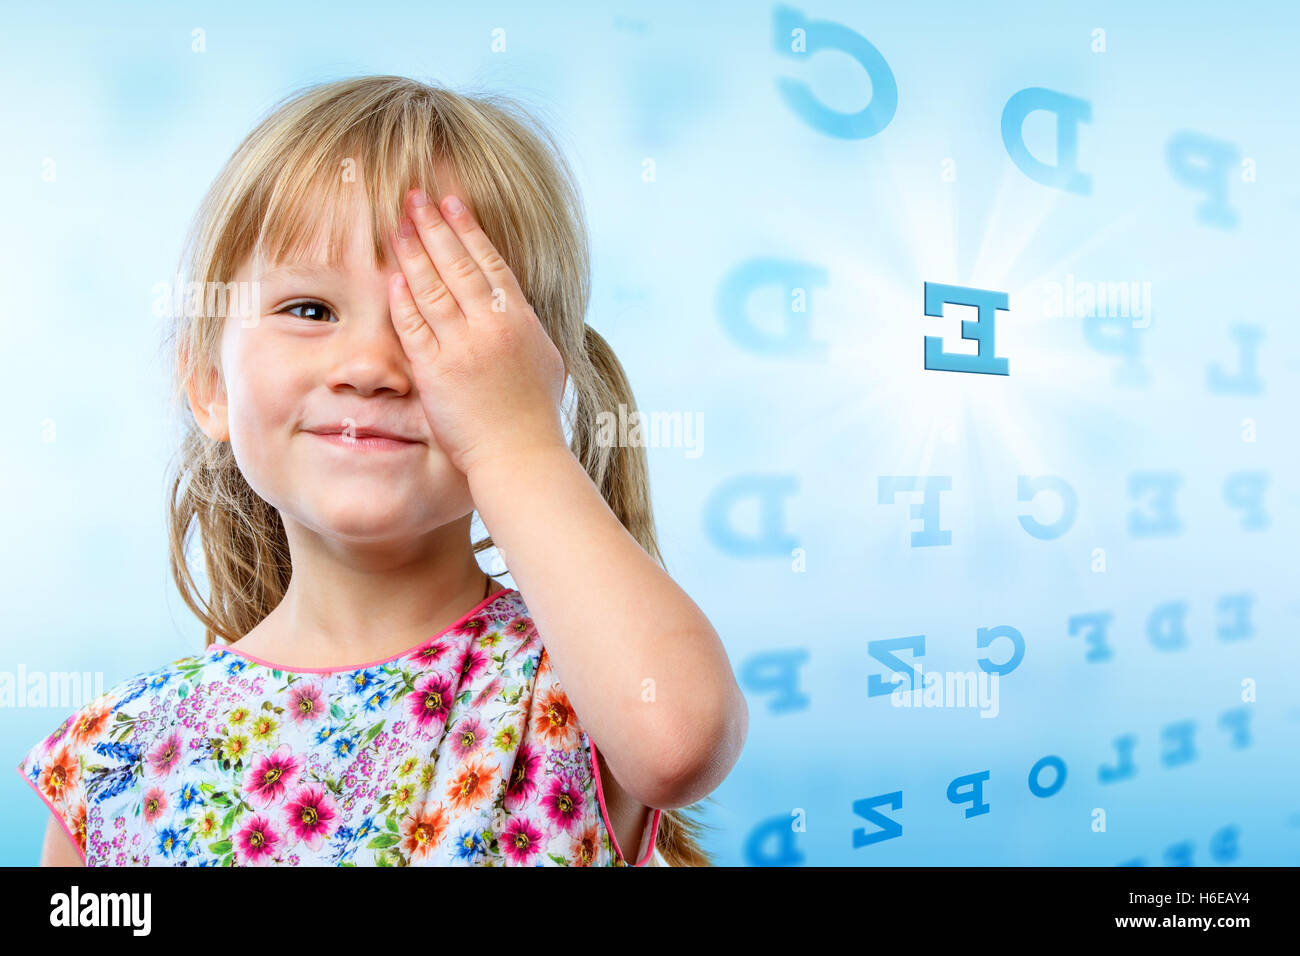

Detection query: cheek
(222, 341), (303, 486)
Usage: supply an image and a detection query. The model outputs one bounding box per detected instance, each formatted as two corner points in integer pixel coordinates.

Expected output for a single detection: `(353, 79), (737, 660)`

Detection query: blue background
(1, 1), (1297, 866)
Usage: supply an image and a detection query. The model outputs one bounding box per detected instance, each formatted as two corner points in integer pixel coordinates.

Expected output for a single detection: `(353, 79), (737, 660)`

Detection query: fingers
(435, 193), (530, 320)
(400, 188), (497, 322)
(390, 201), (466, 337)
(389, 270), (440, 357)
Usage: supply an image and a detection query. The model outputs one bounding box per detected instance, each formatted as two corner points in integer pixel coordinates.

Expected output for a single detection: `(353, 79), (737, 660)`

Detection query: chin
(296, 494), (473, 542)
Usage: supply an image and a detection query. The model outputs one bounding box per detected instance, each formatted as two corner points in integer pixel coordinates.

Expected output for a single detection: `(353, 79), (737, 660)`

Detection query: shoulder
(15, 652), (208, 861)
(17, 653), (206, 773)
(477, 588), (536, 646)
(464, 589), (543, 678)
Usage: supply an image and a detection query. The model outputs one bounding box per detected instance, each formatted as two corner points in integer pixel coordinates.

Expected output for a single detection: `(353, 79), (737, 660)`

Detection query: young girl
(16, 75), (747, 867)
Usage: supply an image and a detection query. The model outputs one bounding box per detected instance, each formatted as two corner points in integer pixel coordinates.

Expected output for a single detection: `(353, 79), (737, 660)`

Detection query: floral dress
(16, 587), (661, 867)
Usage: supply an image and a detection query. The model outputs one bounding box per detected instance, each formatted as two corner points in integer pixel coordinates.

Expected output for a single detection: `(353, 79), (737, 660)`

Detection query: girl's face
(193, 182), (474, 544)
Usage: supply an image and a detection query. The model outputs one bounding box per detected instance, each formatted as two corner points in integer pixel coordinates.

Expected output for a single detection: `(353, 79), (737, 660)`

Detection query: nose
(321, 309), (414, 397)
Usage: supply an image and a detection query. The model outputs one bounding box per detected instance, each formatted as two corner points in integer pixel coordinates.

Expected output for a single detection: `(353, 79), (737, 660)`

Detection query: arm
(41, 814), (85, 867)
(468, 446), (749, 810)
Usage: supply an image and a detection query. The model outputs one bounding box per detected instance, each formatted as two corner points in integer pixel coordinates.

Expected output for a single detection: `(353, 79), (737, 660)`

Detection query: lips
(304, 425), (421, 443)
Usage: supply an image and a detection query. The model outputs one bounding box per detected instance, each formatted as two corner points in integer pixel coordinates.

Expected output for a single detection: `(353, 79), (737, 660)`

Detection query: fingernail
(445, 194), (465, 216)
(411, 189), (430, 208)
(398, 216), (415, 237)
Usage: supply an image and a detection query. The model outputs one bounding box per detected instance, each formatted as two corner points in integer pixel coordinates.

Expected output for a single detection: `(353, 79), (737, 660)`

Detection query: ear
(184, 359), (230, 443)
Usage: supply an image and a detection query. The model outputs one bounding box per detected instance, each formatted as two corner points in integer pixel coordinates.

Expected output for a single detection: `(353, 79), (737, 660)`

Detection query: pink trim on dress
(211, 587), (517, 674)
(15, 764), (87, 866)
(587, 737), (662, 867)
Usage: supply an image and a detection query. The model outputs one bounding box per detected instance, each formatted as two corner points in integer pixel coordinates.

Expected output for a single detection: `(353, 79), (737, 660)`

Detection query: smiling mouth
(306, 431), (421, 451)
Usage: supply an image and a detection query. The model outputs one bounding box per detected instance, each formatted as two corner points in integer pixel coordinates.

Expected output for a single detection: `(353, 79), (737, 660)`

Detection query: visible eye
(280, 300), (337, 323)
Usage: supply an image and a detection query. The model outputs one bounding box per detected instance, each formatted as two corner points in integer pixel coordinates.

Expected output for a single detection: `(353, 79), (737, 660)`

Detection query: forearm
(467, 445), (746, 807)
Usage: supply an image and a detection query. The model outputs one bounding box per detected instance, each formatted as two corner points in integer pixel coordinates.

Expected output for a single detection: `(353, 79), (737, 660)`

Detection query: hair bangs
(250, 117), (447, 276)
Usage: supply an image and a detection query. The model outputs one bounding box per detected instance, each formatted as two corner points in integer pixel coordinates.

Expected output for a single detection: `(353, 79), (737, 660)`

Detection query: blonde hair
(161, 75), (715, 867)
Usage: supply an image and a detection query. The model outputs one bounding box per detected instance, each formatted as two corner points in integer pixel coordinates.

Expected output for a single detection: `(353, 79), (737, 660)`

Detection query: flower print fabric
(16, 588), (662, 867)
